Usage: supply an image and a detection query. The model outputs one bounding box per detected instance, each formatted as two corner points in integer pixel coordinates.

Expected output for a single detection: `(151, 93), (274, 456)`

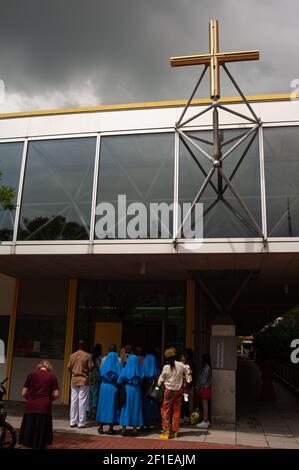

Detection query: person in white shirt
(158, 347), (192, 439)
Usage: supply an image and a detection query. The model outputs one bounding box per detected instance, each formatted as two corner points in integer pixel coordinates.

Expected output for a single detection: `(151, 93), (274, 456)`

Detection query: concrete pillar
(210, 314), (237, 424)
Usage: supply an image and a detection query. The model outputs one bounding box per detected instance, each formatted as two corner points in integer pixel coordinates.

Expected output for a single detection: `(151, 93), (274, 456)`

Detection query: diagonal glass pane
(18, 137), (96, 240)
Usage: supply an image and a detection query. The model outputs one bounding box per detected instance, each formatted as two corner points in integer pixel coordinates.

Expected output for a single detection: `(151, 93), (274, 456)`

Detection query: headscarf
(143, 354), (160, 380)
(100, 352), (121, 382)
(119, 354), (144, 385)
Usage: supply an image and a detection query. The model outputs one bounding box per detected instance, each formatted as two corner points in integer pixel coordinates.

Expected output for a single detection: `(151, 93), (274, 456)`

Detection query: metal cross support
(171, 19), (266, 244)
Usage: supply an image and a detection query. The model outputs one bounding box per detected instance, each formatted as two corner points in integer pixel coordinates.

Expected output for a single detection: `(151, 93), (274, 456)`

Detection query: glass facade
(0, 122), (298, 242)
(96, 133), (175, 239)
(264, 126), (299, 237)
(179, 128), (261, 237)
(18, 137), (96, 240)
(0, 142), (23, 241)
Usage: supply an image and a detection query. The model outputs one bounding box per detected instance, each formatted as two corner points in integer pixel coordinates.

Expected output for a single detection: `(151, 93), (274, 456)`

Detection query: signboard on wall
(210, 336), (237, 370)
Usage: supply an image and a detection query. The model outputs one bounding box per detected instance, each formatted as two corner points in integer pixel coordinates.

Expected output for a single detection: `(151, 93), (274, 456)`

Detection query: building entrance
(74, 280), (186, 358)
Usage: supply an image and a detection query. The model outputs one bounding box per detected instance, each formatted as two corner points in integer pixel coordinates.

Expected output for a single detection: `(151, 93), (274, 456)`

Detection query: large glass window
(179, 128), (261, 237)
(95, 133), (175, 239)
(0, 142), (23, 241)
(264, 126), (299, 237)
(18, 137), (96, 240)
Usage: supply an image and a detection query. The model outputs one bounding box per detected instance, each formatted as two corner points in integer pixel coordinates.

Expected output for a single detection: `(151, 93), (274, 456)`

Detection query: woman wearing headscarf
(142, 352), (161, 429)
(118, 354), (144, 436)
(96, 351), (121, 434)
(88, 343), (102, 420)
(158, 347), (191, 440)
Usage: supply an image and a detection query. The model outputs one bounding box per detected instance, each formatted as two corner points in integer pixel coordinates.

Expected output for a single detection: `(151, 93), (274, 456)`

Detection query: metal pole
(177, 128), (213, 162)
(218, 167), (264, 238)
(212, 106), (221, 161)
(222, 127), (259, 195)
(175, 167), (215, 239)
(225, 270), (254, 313)
(193, 271), (223, 314)
(12, 139), (28, 248)
(222, 198), (260, 236)
(180, 135), (218, 194)
(222, 63), (260, 123)
(220, 124), (259, 162)
(258, 125), (268, 240)
(176, 65), (208, 127)
(217, 103), (258, 125)
(178, 103), (214, 129)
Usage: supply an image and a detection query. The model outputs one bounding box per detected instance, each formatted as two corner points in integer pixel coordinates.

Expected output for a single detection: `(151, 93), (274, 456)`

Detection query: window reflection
(179, 128), (261, 238)
(264, 126), (299, 237)
(96, 133), (175, 239)
(18, 137), (96, 240)
(0, 142), (23, 241)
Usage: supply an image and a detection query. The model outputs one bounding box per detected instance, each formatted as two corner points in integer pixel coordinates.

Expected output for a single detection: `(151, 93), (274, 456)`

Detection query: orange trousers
(161, 388), (183, 433)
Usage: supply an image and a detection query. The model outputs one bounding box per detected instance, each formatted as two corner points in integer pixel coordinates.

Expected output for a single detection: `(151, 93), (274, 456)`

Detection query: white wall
(9, 357), (64, 404)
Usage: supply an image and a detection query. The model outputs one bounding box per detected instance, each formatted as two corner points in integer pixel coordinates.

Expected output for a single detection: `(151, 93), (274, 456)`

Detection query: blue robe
(118, 355), (144, 427)
(142, 354), (161, 425)
(96, 352), (121, 424)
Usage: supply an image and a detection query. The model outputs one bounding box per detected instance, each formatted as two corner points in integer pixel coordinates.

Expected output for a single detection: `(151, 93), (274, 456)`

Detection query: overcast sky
(0, 0), (298, 112)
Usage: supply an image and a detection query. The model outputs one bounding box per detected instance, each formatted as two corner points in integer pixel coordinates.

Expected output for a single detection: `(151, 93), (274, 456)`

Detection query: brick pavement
(17, 431), (257, 449)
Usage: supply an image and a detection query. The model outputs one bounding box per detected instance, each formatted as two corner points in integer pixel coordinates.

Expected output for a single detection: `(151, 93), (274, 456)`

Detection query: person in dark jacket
(196, 353), (212, 429)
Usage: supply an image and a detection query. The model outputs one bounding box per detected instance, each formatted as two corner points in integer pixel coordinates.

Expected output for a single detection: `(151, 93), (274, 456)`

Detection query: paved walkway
(6, 358), (299, 449)
(236, 357), (299, 448)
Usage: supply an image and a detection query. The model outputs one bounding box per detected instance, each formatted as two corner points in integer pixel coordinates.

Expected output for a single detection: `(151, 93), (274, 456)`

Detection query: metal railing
(274, 361), (299, 394)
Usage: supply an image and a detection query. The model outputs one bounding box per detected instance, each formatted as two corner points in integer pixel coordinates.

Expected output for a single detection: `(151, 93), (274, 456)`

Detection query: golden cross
(170, 19), (259, 100)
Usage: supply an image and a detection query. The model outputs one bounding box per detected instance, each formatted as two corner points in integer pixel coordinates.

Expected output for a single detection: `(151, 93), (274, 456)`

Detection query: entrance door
(122, 321), (163, 355)
(94, 322), (122, 356)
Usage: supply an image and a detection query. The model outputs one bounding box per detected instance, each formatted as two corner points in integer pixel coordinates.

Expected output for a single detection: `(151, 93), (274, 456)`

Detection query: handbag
(146, 379), (164, 404)
(116, 382), (126, 409)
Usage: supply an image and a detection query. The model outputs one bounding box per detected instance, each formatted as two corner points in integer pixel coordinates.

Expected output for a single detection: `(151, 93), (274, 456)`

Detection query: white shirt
(158, 361), (192, 391)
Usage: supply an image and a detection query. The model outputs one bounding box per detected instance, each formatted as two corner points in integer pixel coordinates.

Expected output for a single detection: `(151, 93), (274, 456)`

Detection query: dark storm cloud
(0, 0), (298, 111)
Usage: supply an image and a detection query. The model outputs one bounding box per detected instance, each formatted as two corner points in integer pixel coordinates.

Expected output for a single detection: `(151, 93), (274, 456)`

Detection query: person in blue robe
(118, 354), (144, 436)
(142, 353), (161, 429)
(96, 351), (121, 434)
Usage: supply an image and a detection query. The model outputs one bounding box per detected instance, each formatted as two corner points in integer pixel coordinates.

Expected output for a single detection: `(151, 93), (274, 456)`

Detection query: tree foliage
(254, 307), (299, 360)
(0, 170), (15, 211)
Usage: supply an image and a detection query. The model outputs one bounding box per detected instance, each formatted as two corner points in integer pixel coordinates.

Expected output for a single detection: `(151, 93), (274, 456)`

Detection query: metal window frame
(1, 119), (299, 248)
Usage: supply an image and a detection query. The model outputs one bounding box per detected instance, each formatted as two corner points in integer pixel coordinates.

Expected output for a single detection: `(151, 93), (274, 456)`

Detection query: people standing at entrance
(68, 340), (93, 428)
(136, 346), (145, 365)
(96, 351), (121, 434)
(158, 347), (192, 440)
(101, 344), (120, 368)
(142, 352), (161, 429)
(118, 354), (144, 436)
(18, 361), (59, 449)
(180, 354), (193, 424)
(120, 344), (133, 367)
(87, 343), (102, 420)
(196, 353), (212, 429)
